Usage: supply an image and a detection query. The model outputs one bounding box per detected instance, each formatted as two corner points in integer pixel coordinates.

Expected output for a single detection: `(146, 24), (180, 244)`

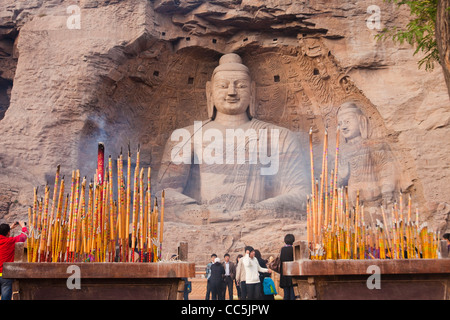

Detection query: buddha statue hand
(206, 203), (242, 224)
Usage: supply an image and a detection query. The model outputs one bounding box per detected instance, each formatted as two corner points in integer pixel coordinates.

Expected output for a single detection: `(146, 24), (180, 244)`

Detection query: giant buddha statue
(157, 53), (309, 224)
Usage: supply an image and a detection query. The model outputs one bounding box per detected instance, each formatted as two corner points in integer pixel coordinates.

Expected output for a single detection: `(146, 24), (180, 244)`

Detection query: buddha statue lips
(157, 53), (308, 224)
(225, 97), (240, 104)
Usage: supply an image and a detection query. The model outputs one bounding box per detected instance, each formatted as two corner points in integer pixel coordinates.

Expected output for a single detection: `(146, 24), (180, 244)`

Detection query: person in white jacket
(241, 246), (272, 300)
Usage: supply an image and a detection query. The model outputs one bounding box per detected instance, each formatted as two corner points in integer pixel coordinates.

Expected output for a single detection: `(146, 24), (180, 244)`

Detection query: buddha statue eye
(216, 82), (228, 89)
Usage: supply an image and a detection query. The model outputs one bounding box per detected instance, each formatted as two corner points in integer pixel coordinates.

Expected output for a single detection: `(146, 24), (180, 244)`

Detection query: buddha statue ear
(206, 80), (215, 119)
(359, 114), (369, 139)
(248, 80), (256, 119)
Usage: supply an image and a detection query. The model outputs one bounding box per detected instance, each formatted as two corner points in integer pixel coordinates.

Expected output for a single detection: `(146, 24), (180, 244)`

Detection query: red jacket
(0, 227), (28, 274)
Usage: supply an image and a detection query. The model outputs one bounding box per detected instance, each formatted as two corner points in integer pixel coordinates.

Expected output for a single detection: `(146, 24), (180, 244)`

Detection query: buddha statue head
(206, 53), (256, 120)
(337, 101), (369, 143)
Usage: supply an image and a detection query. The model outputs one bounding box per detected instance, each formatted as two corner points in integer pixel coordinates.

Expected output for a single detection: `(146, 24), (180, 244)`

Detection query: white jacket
(242, 253), (269, 284)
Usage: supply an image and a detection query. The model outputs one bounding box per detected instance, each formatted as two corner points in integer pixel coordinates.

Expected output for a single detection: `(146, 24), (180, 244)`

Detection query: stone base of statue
(160, 193), (306, 264)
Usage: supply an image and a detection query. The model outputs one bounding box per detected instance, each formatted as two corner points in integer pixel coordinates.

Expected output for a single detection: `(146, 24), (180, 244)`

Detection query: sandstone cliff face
(0, 0), (449, 262)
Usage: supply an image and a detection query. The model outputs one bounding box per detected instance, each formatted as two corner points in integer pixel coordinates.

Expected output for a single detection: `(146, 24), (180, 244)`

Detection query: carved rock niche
(77, 34), (403, 262)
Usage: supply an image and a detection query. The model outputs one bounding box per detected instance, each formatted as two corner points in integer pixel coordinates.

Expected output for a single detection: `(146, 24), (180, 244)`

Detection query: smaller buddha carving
(337, 101), (398, 206)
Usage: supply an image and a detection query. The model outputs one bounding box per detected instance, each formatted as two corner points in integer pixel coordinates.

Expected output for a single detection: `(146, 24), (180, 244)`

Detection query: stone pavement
(188, 278), (237, 300)
(186, 274), (284, 300)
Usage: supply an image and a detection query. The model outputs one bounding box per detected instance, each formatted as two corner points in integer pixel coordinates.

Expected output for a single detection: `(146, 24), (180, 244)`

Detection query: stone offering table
(2, 262), (195, 300)
(283, 258), (450, 300)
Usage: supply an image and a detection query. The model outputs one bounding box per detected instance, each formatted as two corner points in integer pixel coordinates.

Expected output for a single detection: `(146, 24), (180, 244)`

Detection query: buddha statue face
(206, 53), (256, 120)
(337, 102), (369, 142)
(338, 110), (361, 141)
(211, 70), (252, 116)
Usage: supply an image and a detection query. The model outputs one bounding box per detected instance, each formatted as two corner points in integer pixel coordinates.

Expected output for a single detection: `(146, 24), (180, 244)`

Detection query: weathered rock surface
(0, 0), (449, 263)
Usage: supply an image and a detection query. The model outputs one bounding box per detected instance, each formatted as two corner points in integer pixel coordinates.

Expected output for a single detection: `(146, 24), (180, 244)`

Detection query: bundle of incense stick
(307, 128), (440, 260)
(27, 142), (165, 263)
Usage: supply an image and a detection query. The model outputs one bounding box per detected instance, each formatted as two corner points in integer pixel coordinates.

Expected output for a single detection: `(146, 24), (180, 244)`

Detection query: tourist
(235, 253), (247, 300)
(210, 257), (225, 300)
(172, 253), (191, 300)
(443, 233), (450, 254)
(205, 253), (217, 300)
(279, 234), (295, 300)
(221, 253), (236, 300)
(255, 250), (274, 300)
(0, 221), (28, 300)
(182, 277), (191, 300)
(235, 254), (243, 299)
(242, 246), (272, 300)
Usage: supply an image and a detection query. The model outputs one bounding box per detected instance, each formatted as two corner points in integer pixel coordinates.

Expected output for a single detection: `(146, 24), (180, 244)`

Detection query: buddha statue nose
(227, 83), (237, 96)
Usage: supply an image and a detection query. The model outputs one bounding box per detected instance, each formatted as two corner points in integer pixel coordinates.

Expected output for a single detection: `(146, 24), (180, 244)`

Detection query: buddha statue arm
(156, 134), (215, 224)
(372, 146), (397, 204)
(158, 139), (189, 191)
(338, 154), (350, 188)
(256, 186), (307, 212)
(254, 130), (309, 213)
(157, 132), (199, 205)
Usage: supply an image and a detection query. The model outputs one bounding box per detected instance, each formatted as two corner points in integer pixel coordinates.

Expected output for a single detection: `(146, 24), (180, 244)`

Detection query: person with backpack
(255, 250), (275, 300)
(241, 246), (272, 300)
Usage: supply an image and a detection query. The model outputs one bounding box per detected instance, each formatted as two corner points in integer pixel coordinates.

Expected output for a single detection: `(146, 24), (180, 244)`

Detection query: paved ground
(187, 277), (284, 300)
(188, 278), (236, 300)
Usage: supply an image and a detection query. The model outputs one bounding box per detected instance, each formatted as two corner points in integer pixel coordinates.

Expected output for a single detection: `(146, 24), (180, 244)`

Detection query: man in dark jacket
(279, 234), (295, 300)
(210, 257), (225, 300)
(221, 253), (236, 300)
(205, 253), (217, 300)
